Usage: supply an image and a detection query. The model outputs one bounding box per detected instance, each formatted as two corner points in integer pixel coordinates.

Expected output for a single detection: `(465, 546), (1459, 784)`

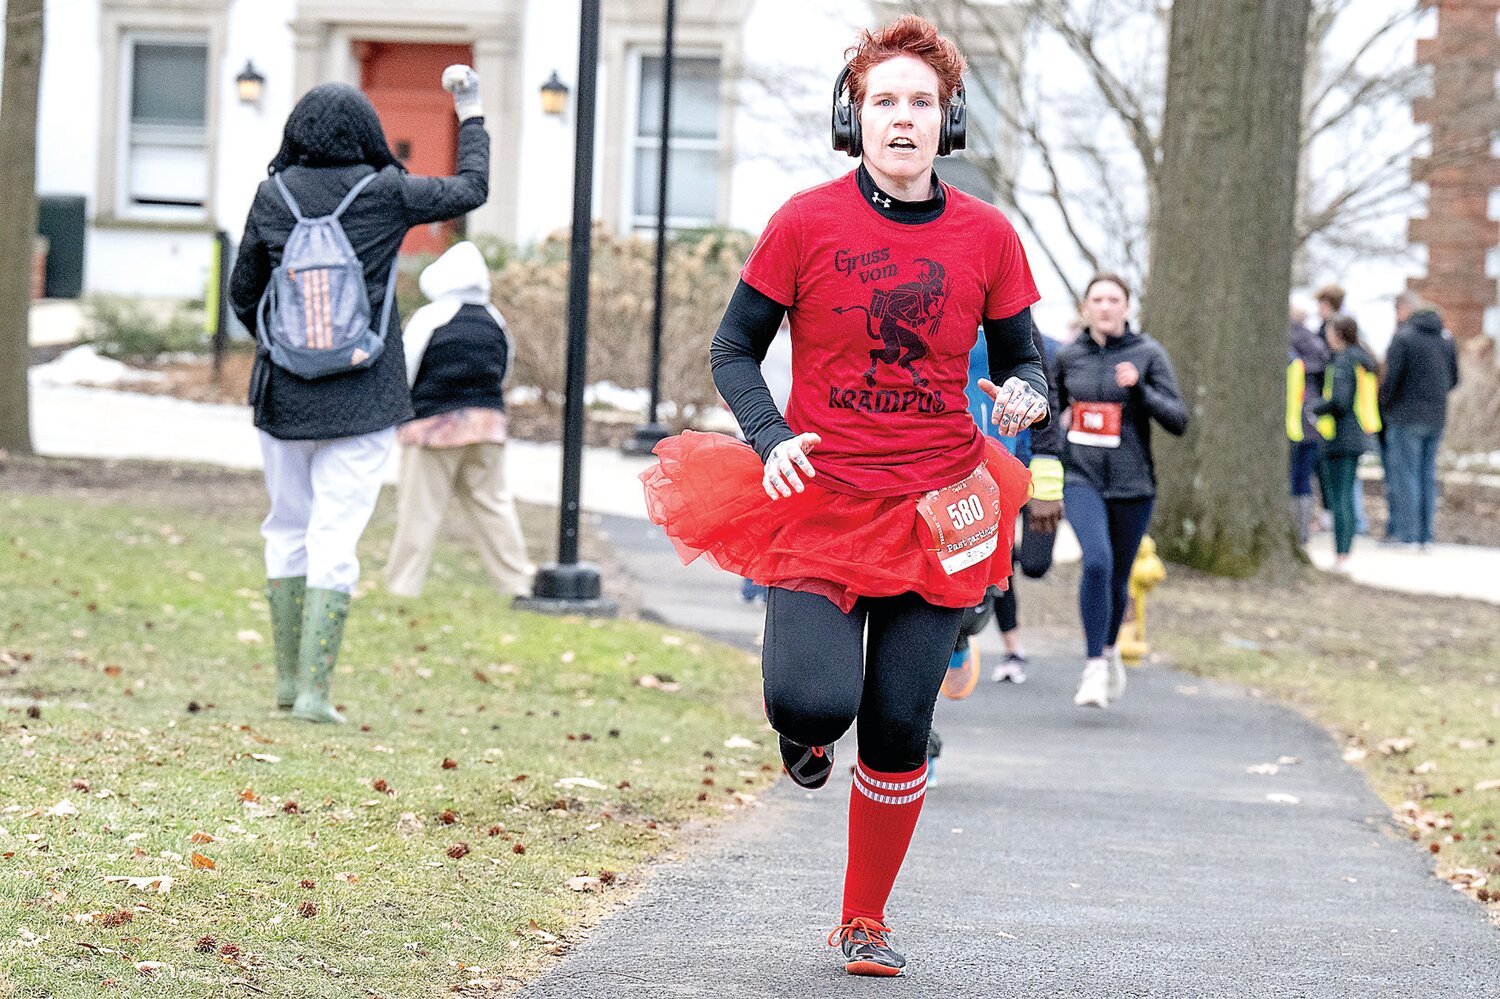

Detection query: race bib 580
(916, 465), (1003, 575)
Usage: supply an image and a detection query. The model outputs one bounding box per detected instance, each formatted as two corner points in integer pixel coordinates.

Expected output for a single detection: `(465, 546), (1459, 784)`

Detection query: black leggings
(762, 587), (965, 773)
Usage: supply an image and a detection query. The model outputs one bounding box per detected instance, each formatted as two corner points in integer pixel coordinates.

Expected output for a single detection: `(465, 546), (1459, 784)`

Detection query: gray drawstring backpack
(255, 170), (397, 379)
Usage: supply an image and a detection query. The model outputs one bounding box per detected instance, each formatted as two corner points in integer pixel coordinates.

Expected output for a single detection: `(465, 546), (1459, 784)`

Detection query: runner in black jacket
(1053, 274), (1187, 709)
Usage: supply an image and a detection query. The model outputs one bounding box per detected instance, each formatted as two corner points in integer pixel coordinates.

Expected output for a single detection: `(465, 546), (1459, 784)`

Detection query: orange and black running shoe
(829, 917), (906, 977)
(779, 735), (834, 789)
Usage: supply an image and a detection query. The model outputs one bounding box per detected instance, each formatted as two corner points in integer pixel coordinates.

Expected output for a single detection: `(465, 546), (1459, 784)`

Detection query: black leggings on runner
(762, 587), (965, 773)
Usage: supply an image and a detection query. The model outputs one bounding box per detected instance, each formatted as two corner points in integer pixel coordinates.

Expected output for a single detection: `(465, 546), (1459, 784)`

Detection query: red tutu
(639, 431), (1032, 613)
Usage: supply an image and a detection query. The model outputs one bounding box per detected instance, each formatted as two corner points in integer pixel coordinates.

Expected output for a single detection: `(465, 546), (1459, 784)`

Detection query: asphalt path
(529, 515), (1500, 997)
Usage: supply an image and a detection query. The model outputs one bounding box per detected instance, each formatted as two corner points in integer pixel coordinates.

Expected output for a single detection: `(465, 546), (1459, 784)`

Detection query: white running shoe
(1073, 659), (1110, 708)
(991, 653), (1027, 684)
(1106, 648), (1127, 702)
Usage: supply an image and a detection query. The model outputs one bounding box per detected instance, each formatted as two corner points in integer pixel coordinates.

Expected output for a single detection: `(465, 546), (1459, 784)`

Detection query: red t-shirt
(741, 171), (1040, 496)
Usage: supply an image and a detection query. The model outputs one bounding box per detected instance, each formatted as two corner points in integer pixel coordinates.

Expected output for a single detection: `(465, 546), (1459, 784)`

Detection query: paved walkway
(515, 516), (1500, 997)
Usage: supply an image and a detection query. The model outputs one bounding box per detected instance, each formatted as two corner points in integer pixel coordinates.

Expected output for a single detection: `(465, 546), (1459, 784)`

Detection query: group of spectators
(1287, 284), (1461, 569)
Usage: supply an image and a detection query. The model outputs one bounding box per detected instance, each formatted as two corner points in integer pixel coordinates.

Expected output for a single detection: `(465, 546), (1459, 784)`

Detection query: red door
(356, 41), (475, 256)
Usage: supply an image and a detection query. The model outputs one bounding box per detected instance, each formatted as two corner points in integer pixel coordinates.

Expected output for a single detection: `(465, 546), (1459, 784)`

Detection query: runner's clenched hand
(979, 377), (1048, 438)
(763, 433), (821, 500)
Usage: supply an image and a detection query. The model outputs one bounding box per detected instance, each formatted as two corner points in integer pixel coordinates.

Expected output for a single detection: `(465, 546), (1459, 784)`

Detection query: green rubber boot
(291, 587), (351, 724)
(266, 576), (306, 709)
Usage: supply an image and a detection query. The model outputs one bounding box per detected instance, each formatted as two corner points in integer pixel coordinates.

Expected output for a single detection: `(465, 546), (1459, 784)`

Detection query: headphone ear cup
(849, 105), (862, 158)
(831, 64), (860, 157)
(940, 96), (966, 156)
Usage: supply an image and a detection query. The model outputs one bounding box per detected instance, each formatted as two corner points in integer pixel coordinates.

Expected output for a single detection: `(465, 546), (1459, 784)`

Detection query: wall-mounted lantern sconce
(236, 61), (266, 105)
(539, 71), (569, 116)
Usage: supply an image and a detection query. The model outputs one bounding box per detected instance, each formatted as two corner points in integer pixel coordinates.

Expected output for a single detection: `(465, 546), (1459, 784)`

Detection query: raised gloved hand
(979, 376), (1048, 438)
(763, 432), (821, 501)
(442, 64), (482, 122)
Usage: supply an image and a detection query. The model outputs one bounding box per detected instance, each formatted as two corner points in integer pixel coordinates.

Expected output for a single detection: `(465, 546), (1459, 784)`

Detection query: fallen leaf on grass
(134, 961), (166, 975)
(1413, 761), (1437, 775)
(236, 630), (263, 645)
(523, 920), (558, 943)
(1378, 737), (1416, 756)
(1474, 779), (1500, 793)
(46, 800), (79, 817)
(554, 777), (605, 791)
(190, 852), (216, 870)
(723, 735), (758, 750)
(1342, 747), (1369, 763)
(248, 754), (280, 764)
(101, 875), (173, 894)
(334, 871), (358, 883)
(635, 674), (681, 693)
(565, 875), (601, 892)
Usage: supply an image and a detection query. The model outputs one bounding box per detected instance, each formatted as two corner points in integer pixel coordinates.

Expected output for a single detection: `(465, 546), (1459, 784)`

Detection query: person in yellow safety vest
(1287, 303), (1330, 543)
(1312, 313), (1380, 571)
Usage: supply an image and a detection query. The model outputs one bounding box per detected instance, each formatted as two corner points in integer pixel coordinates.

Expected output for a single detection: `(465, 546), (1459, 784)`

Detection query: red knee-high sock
(841, 757), (928, 924)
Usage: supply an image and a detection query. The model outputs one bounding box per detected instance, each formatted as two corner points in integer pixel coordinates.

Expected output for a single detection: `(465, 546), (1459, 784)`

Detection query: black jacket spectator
(230, 117), (490, 441)
(1378, 309), (1459, 429)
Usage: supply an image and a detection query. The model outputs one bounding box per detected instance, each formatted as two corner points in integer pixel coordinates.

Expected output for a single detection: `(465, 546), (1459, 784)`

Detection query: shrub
(85, 296), (209, 361)
(492, 225), (755, 428)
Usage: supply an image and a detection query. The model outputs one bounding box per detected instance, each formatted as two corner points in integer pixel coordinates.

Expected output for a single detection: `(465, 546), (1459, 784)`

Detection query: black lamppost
(622, 0), (677, 456)
(515, 0), (617, 616)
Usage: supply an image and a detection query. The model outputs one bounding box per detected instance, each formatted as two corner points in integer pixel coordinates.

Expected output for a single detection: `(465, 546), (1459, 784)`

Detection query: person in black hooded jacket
(228, 71), (489, 724)
(1053, 274), (1187, 710)
(1378, 292), (1459, 547)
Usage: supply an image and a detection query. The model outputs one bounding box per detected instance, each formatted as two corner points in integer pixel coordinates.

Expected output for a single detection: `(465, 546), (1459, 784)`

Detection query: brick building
(1407, 0), (1500, 345)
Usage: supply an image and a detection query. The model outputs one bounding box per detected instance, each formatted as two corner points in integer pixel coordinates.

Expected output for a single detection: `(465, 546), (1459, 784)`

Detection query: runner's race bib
(916, 465), (1003, 575)
(1068, 401), (1123, 448)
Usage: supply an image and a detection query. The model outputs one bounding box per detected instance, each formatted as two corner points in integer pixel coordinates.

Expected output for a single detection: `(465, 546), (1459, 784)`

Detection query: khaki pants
(386, 443), (534, 598)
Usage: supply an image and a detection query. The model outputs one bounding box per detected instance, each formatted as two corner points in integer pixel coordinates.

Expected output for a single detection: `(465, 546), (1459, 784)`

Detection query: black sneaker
(829, 917), (906, 977)
(779, 735), (833, 789)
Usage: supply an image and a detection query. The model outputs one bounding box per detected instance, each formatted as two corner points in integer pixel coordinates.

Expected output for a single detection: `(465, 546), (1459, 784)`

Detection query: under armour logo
(871, 191), (892, 209)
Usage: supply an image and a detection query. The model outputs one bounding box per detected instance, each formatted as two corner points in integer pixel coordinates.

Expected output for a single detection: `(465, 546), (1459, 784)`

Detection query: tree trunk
(1142, 0), (1311, 576)
(0, 0), (44, 454)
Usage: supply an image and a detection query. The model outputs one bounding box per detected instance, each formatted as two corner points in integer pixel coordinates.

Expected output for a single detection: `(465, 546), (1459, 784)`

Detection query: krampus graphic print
(741, 171), (1040, 496)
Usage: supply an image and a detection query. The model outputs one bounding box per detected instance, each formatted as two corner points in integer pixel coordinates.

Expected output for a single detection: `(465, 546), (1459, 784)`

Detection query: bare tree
(892, 0), (1467, 303)
(1144, 0), (1312, 575)
(0, 0), (43, 453)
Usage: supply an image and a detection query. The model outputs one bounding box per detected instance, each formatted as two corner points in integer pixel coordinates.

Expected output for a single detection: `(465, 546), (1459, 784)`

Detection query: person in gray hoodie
(1378, 292), (1460, 547)
(385, 241), (533, 598)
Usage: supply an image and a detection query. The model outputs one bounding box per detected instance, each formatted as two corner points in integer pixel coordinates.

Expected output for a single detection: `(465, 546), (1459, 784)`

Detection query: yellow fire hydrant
(1118, 535), (1166, 666)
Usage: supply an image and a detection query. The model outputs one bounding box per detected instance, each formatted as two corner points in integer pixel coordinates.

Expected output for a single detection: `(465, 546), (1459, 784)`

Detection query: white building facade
(25, 1), (1020, 302)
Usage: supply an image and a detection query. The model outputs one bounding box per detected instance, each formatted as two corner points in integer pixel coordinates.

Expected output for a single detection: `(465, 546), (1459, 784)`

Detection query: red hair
(844, 14), (967, 107)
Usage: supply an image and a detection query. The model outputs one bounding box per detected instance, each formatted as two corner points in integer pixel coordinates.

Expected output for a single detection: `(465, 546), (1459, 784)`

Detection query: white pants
(385, 442), (534, 598)
(259, 428), (395, 592)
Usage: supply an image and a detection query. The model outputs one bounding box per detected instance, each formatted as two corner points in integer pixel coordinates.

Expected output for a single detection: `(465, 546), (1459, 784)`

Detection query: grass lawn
(1147, 565), (1500, 912)
(0, 457), (775, 998)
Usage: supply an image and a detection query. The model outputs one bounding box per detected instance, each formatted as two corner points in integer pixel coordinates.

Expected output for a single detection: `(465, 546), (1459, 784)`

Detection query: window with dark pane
(632, 54), (722, 230)
(126, 37), (210, 211)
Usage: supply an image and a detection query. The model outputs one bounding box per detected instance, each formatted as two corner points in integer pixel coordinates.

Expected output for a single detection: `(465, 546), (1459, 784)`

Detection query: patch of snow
(29, 345), (163, 388)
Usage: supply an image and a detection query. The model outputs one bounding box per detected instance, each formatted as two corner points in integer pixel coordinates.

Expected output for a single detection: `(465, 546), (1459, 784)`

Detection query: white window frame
(115, 30), (213, 222)
(624, 48), (725, 233)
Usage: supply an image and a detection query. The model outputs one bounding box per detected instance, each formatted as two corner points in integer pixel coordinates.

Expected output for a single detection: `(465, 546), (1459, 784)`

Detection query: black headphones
(831, 63), (966, 158)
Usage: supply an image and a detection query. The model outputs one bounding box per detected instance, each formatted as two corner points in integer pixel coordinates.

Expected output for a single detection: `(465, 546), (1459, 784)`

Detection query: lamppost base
(620, 422), (671, 456)
(513, 561), (619, 617)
